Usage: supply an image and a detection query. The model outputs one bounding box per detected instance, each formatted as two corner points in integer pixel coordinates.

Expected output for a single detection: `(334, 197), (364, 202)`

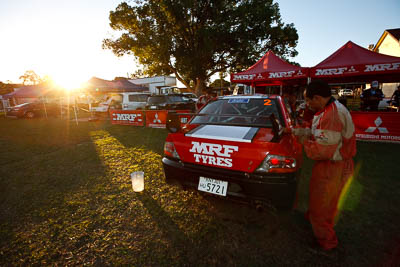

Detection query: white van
(90, 92), (150, 114)
(120, 92), (150, 110)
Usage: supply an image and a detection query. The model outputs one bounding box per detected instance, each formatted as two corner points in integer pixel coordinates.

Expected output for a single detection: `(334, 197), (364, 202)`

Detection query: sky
(0, 0), (399, 88)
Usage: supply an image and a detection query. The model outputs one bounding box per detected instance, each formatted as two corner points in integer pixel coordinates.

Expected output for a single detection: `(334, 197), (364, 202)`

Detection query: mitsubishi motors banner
(146, 110), (192, 128)
(110, 110), (144, 126)
(351, 112), (400, 143)
(146, 110), (168, 128)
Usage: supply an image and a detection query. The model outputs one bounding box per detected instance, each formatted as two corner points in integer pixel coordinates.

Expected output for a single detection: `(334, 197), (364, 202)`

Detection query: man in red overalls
(294, 79), (357, 252)
(196, 89), (212, 111)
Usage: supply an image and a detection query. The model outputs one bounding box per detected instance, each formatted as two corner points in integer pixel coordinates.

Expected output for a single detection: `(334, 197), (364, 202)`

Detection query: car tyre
(25, 111), (35, 119)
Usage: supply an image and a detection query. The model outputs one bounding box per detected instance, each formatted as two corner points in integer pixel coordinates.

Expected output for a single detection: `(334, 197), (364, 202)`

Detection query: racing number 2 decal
(264, 99), (272, 106)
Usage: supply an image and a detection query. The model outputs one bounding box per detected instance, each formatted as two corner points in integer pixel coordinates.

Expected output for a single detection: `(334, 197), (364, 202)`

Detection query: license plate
(198, 177), (228, 196)
(150, 106), (157, 109)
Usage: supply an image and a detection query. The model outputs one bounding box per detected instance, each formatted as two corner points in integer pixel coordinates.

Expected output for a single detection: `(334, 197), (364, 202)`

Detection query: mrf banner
(110, 110), (144, 126)
(351, 112), (400, 143)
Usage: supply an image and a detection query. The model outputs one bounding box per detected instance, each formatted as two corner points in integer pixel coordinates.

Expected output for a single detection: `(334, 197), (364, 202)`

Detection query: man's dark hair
(305, 79), (331, 98)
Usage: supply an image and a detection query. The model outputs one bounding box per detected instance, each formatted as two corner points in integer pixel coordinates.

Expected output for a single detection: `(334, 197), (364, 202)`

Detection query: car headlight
(255, 154), (296, 173)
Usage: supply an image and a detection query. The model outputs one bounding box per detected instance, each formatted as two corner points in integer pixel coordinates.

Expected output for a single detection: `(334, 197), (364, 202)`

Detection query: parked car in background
(112, 92), (150, 110)
(145, 94), (196, 112)
(338, 89), (354, 97)
(6, 102), (60, 119)
(182, 92), (198, 102)
(162, 94), (303, 210)
(90, 92), (150, 115)
(90, 96), (114, 114)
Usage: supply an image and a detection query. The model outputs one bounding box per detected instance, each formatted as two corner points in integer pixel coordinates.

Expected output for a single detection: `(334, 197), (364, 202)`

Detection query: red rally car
(162, 95), (303, 210)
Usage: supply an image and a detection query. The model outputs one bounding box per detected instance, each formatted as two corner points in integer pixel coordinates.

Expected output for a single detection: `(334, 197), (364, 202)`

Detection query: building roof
(374, 28), (400, 52)
(387, 28), (400, 41)
(2, 84), (57, 99)
(84, 77), (148, 92)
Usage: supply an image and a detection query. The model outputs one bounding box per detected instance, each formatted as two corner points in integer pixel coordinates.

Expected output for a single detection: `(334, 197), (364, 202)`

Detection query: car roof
(122, 92), (150, 95)
(149, 93), (186, 97)
(219, 94), (280, 100)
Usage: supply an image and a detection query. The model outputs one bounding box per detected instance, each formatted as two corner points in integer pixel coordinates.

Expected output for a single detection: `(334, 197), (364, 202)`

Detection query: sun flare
(48, 70), (88, 92)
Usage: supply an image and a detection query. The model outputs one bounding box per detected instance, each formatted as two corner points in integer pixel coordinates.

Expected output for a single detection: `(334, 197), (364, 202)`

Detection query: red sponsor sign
(146, 110), (168, 128)
(110, 110), (144, 126)
(110, 110), (193, 128)
(351, 112), (400, 143)
(145, 110), (192, 128)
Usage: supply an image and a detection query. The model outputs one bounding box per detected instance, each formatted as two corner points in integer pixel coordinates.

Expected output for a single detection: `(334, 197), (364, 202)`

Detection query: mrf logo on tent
(189, 141), (238, 168)
(364, 62), (400, 72)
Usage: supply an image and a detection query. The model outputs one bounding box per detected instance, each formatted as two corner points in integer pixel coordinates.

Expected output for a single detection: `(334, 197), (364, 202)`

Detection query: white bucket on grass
(131, 171), (144, 192)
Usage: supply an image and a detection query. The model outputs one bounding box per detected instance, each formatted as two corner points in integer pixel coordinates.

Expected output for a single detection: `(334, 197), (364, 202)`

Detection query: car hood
(11, 103), (30, 109)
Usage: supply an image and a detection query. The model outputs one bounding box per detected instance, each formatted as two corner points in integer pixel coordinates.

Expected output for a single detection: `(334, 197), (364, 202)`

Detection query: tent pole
(42, 96), (48, 120)
(60, 97), (63, 119)
(73, 95), (78, 125)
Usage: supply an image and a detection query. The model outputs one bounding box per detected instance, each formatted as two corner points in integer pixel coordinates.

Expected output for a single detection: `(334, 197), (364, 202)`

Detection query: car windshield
(184, 94), (197, 98)
(168, 95), (187, 102)
(147, 96), (166, 104)
(190, 97), (283, 127)
(128, 94), (149, 102)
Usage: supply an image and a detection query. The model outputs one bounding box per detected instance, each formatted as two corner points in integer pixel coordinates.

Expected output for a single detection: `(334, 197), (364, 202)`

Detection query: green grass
(0, 117), (399, 266)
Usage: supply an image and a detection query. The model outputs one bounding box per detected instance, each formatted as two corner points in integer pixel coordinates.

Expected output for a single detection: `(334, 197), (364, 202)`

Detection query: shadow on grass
(105, 125), (167, 155)
(333, 142), (400, 266)
(0, 119), (109, 247)
(136, 191), (193, 262)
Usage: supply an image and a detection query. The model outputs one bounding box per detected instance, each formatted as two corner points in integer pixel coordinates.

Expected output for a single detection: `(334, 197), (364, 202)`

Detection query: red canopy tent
(230, 51), (309, 86)
(310, 41), (400, 83)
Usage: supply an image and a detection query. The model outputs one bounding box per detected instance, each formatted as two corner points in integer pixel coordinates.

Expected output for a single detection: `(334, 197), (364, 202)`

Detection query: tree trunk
(194, 78), (207, 96)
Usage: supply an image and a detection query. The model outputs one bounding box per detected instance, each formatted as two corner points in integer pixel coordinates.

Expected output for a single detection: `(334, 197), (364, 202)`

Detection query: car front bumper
(5, 110), (24, 118)
(162, 157), (298, 209)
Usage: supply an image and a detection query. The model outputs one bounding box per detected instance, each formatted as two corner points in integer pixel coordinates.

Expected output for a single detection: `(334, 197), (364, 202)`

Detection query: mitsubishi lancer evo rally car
(162, 95), (303, 209)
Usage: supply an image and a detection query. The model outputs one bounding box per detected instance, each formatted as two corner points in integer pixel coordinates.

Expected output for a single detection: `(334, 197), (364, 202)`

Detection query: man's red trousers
(308, 159), (354, 250)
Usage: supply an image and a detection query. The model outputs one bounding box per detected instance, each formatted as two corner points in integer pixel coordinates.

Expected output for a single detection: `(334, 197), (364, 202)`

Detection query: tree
(103, 0), (298, 95)
(0, 82), (18, 95)
(209, 79), (230, 88)
(129, 69), (146, 79)
(19, 70), (42, 85)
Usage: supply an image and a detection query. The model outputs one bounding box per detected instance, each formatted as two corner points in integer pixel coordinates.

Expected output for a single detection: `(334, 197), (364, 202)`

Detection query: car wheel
(25, 111), (35, 119)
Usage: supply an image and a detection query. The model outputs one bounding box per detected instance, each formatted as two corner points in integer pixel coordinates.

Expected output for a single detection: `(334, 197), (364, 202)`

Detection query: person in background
(291, 79), (356, 253)
(283, 89), (298, 113)
(360, 80), (384, 111)
(295, 87), (315, 126)
(196, 89), (212, 111)
(390, 85), (400, 108)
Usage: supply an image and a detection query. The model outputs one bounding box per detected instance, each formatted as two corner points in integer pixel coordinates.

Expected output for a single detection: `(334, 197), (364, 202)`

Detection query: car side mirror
(166, 111), (181, 133)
